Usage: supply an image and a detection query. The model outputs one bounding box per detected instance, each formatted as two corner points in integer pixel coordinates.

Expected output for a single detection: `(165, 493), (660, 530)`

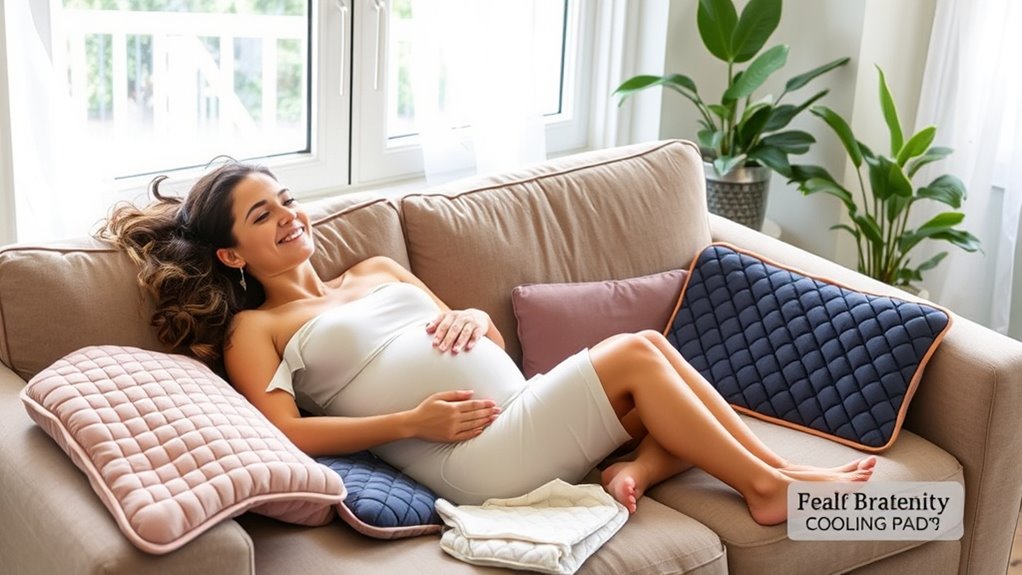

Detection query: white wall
(0, 1), (15, 246)
(657, 0), (937, 266)
(833, 0), (937, 266)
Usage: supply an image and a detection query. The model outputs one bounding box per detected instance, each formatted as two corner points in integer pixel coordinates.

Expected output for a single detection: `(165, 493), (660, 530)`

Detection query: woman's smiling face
(222, 172), (315, 278)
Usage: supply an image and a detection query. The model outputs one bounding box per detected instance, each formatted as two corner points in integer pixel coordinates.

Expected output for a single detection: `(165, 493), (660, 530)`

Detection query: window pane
(57, 0), (309, 177)
(386, 0), (567, 141)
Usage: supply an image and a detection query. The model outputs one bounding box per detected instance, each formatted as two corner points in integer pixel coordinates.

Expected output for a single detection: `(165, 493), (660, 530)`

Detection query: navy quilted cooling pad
(317, 451), (440, 533)
(666, 244), (951, 451)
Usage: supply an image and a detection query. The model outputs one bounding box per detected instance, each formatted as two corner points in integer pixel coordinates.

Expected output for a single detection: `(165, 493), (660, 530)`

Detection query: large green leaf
(858, 140), (877, 164)
(698, 0), (738, 62)
(907, 146), (953, 178)
(737, 105), (773, 150)
(830, 223), (861, 241)
(788, 163), (837, 185)
(919, 211), (966, 232)
(800, 176), (855, 209)
(708, 104), (733, 121)
(759, 130), (815, 154)
(748, 145), (791, 177)
(917, 174), (966, 208)
(697, 129), (718, 149)
(886, 194), (912, 223)
(867, 155), (912, 201)
(811, 105), (862, 167)
(763, 90), (828, 131)
(784, 57), (850, 92)
(730, 0), (781, 63)
(615, 74), (698, 101)
(896, 126), (937, 166)
(930, 229), (982, 252)
(916, 251), (948, 272)
(740, 95), (774, 122)
(713, 154), (748, 176)
(723, 45), (789, 102)
(898, 212), (969, 253)
(854, 213), (884, 246)
(877, 66), (904, 156)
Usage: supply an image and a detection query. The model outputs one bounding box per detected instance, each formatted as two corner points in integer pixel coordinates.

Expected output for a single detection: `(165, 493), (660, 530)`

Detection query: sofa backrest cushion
(400, 139), (711, 366)
(0, 193), (407, 381)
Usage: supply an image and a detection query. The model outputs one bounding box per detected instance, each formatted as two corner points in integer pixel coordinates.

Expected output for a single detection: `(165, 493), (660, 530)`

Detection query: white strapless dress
(267, 282), (631, 504)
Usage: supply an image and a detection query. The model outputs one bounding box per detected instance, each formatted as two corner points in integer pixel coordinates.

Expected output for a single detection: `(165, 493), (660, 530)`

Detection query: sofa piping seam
(400, 139), (697, 204)
(0, 290), (11, 371)
(310, 196), (395, 227)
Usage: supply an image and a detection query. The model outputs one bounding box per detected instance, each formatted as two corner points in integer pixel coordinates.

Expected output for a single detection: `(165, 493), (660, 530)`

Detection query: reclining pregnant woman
(100, 162), (876, 526)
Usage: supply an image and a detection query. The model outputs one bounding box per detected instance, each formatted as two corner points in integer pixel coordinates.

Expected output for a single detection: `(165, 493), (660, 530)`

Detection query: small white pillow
(20, 345), (347, 554)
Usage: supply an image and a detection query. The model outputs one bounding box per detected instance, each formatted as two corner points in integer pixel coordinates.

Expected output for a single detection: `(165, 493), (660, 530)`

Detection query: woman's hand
(409, 390), (501, 442)
(426, 308), (490, 354)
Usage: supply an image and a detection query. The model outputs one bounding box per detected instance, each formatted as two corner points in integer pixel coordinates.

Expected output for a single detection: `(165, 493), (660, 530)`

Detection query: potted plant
(788, 66), (981, 291)
(614, 0), (848, 230)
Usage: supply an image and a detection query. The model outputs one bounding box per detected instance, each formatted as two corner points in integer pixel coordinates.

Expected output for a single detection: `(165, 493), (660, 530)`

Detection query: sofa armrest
(0, 365), (255, 575)
(709, 214), (1022, 575)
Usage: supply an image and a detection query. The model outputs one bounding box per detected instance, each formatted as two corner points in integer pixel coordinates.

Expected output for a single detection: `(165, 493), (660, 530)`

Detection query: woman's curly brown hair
(96, 162), (275, 365)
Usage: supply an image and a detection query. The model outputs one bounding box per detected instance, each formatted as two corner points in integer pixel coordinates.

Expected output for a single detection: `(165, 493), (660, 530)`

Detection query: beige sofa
(2, 140), (1021, 574)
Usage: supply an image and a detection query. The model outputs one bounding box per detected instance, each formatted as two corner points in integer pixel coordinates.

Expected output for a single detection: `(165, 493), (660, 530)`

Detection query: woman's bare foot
(777, 455), (878, 476)
(777, 456), (877, 482)
(746, 462), (876, 526)
(600, 461), (649, 513)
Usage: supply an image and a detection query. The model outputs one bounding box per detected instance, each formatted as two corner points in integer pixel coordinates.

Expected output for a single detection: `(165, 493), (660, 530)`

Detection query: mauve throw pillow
(512, 269), (687, 378)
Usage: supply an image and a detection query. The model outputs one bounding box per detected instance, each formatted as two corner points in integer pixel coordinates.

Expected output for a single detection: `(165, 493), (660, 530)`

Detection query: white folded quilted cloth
(435, 479), (629, 575)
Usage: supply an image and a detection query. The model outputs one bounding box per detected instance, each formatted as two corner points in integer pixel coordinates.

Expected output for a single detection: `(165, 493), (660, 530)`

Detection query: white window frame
(352, 0), (596, 185)
(0, 0), (662, 245)
(6, 1), (351, 208)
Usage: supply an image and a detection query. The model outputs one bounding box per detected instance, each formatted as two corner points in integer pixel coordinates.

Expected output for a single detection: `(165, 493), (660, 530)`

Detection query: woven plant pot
(703, 162), (772, 231)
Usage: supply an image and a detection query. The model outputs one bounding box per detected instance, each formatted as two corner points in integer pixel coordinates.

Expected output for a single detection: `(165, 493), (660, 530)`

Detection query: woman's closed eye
(253, 198), (297, 223)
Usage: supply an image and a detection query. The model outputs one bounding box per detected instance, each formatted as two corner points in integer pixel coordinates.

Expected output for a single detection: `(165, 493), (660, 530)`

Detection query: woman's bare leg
(613, 330), (876, 474)
(588, 333), (872, 525)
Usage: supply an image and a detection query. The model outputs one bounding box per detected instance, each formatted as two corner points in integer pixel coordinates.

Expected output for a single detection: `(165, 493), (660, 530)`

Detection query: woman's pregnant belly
(324, 324), (527, 418)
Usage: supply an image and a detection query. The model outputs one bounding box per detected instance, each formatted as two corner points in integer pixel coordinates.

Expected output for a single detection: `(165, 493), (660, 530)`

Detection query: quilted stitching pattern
(435, 480), (628, 575)
(19, 345), (347, 554)
(318, 452), (441, 539)
(666, 245), (950, 450)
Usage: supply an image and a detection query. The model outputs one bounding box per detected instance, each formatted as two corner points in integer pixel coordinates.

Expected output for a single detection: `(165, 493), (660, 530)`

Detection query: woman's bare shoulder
(226, 308), (274, 349)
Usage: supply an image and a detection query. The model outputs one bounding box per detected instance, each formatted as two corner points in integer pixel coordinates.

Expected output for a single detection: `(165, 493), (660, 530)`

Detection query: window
(3, 1), (594, 241)
(356, 0), (592, 183)
(54, 1), (311, 178)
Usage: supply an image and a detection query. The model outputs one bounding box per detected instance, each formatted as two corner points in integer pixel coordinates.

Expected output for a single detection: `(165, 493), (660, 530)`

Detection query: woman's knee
(637, 329), (669, 345)
(598, 332), (658, 356)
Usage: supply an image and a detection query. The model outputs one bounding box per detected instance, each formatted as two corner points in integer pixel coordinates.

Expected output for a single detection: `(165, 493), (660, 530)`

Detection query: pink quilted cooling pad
(20, 345), (347, 554)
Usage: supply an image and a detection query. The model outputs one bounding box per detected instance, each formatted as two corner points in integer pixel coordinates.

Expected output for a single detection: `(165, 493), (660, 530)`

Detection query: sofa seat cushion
(237, 495), (727, 575)
(646, 415), (964, 575)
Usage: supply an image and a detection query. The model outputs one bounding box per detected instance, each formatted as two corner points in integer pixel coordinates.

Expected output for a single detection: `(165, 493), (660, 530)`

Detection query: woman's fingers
(464, 326), (482, 351)
(428, 310), (486, 353)
(457, 399), (498, 413)
(451, 326), (478, 353)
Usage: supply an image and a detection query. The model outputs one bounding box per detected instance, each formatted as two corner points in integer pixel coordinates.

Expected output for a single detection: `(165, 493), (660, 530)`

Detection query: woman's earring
(239, 267), (248, 292)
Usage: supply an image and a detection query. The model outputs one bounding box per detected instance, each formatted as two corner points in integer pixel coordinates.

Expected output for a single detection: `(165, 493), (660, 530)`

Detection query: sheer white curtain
(6, 2), (126, 243)
(409, 0), (547, 184)
(913, 0), (1022, 334)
